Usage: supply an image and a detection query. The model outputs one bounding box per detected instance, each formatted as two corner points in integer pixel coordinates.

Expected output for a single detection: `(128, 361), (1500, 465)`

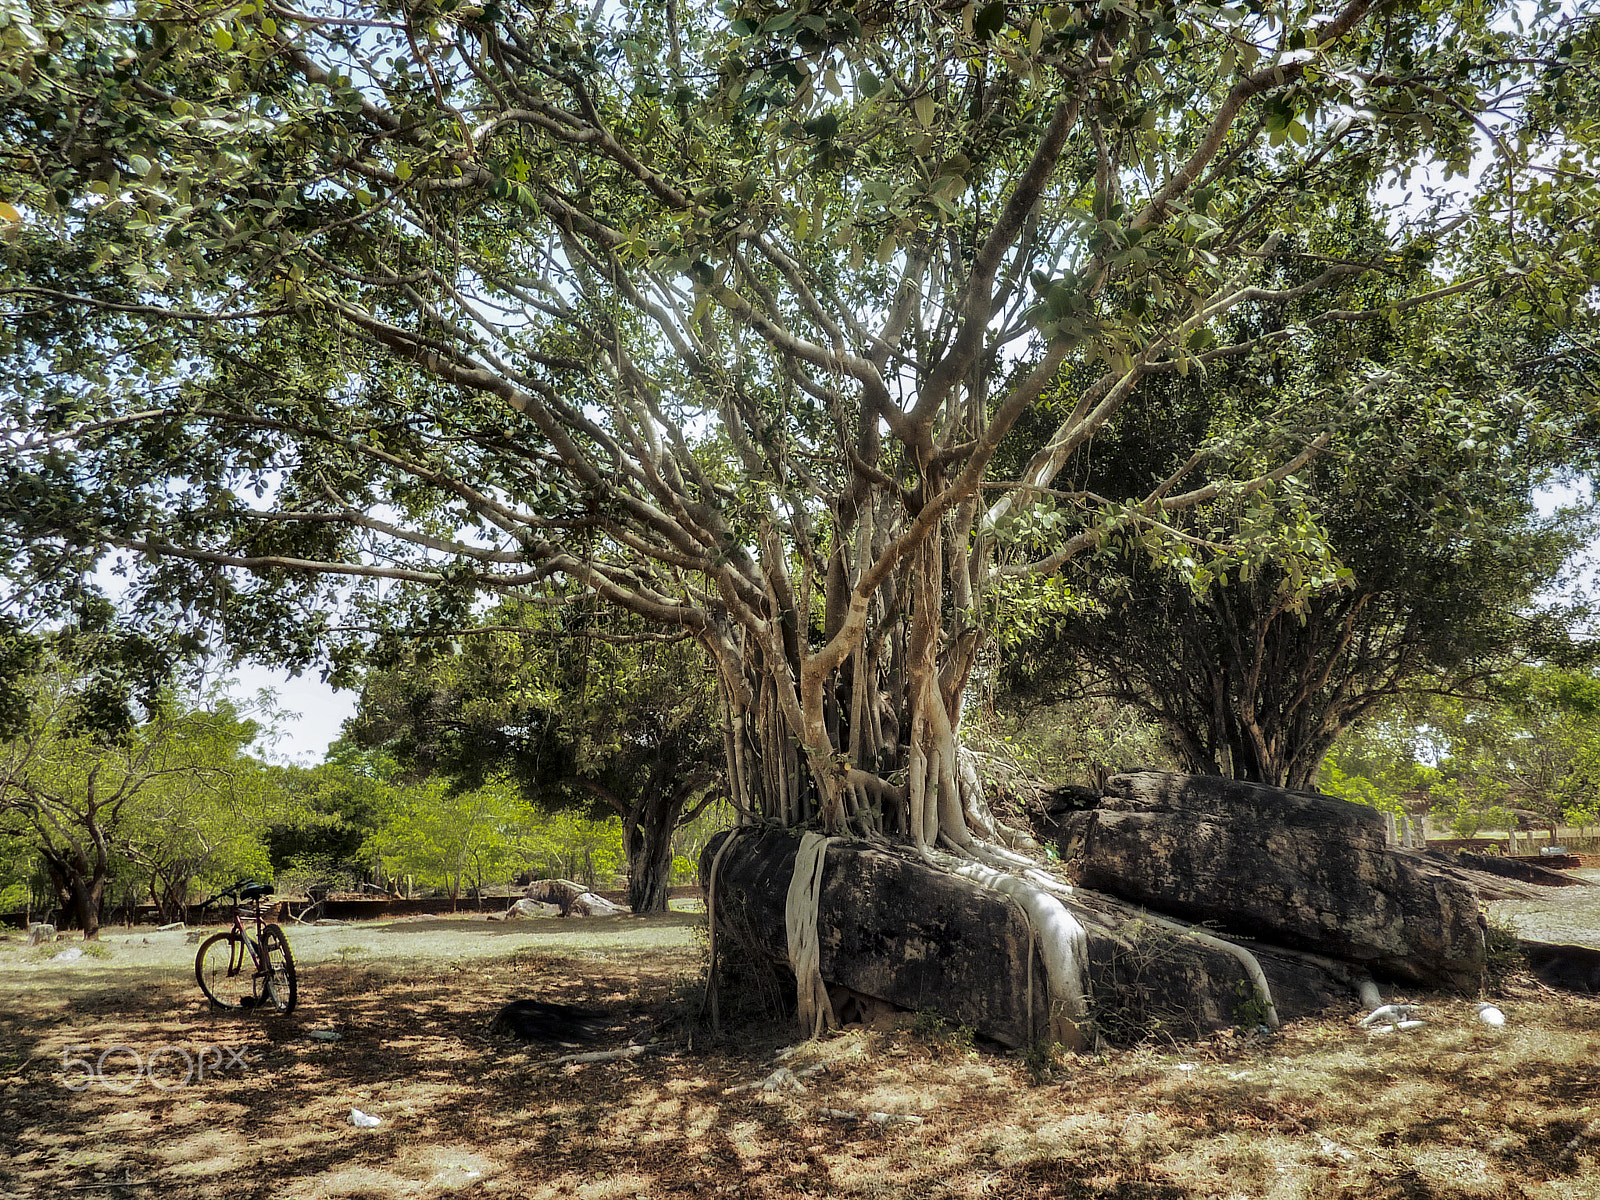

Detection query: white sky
(223, 662), (359, 766)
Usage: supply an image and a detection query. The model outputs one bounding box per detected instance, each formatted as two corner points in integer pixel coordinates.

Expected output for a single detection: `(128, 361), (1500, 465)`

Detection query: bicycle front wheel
(195, 933), (249, 1009)
(260, 924), (298, 1014)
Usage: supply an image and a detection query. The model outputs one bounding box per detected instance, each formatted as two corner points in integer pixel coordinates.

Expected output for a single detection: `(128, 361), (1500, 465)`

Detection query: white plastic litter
(350, 1109), (382, 1128)
(1358, 1004), (1423, 1028)
(51, 947), (84, 962)
(818, 1109), (922, 1125)
(308, 1030), (342, 1042)
(1369, 1019), (1426, 1034)
(1476, 1002), (1507, 1028)
(725, 1067), (808, 1094)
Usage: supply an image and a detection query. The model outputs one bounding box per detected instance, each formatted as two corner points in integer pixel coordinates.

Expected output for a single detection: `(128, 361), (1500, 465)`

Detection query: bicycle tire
(195, 932), (249, 1009)
(259, 923), (298, 1014)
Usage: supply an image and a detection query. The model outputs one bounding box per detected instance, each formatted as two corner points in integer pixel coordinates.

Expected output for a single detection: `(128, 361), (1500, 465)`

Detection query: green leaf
(973, 1), (1006, 41)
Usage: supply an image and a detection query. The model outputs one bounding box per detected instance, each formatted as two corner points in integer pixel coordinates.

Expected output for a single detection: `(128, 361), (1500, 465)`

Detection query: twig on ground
(539, 1044), (658, 1067)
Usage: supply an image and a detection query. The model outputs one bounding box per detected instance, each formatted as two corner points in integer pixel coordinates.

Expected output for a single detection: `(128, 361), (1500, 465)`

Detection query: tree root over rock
(701, 829), (1350, 1049)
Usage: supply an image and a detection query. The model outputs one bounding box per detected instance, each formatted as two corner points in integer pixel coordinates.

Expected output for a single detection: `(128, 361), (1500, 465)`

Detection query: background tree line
(0, 604), (728, 932)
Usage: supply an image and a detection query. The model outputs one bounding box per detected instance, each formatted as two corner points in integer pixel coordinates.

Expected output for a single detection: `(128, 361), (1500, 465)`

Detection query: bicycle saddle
(239, 883), (272, 901)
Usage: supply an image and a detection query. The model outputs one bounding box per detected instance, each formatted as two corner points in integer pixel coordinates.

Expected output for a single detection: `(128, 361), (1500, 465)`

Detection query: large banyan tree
(3, 0), (1598, 1025)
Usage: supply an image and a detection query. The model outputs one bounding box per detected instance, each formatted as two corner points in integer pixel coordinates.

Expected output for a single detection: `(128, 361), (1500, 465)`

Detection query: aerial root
(785, 831), (840, 1039)
(932, 848), (1095, 1051)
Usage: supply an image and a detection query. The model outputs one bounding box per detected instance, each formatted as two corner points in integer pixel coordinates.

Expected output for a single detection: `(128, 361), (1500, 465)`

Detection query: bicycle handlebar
(196, 879), (272, 909)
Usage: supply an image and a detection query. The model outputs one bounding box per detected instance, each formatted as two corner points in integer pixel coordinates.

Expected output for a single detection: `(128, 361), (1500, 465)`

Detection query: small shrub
(1086, 919), (1191, 1046)
(1023, 1039), (1072, 1084)
(1231, 977), (1272, 1029)
(908, 1009), (976, 1054)
(1484, 912), (1526, 992)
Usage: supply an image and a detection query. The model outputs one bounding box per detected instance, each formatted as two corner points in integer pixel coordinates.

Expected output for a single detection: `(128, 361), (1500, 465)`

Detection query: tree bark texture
(43, 846), (105, 940)
(621, 789), (681, 915)
(702, 829), (1351, 1048)
(1050, 771), (1487, 992)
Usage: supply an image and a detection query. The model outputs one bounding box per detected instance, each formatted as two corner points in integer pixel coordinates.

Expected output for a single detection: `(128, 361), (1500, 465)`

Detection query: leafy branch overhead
(2, 0), (1597, 839)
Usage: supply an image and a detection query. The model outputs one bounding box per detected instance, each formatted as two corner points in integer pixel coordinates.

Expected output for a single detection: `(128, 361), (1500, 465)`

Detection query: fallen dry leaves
(1, 921), (1598, 1200)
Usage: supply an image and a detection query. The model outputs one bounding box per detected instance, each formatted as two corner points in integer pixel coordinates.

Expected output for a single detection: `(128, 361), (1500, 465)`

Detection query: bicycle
(194, 880), (297, 1014)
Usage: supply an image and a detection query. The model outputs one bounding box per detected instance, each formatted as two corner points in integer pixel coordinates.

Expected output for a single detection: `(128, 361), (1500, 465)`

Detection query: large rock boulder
(1523, 941), (1600, 994)
(1448, 851), (1587, 888)
(523, 879), (628, 916)
(1052, 771), (1486, 992)
(703, 829), (1351, 1048)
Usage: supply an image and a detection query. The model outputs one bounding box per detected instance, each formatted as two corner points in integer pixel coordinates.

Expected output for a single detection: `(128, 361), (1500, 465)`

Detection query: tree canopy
(0, 618), (282, 935)
(349, 595), (723, 909)
(996, 231), (1597, 789)
(3, 0), (1598, 853)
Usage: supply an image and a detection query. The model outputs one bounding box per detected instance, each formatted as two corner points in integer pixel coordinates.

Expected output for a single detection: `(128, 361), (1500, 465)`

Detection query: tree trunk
(43, 850), (105, 939)
(625, 800), (677, 915)
(68, 874), (103, 940)
(716, 514), (988, 847)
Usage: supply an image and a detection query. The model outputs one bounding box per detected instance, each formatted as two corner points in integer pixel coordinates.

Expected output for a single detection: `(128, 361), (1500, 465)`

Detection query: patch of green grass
(909, 1009), (976, 1054)
(24, 938), (112, 962)
(1022, 1039), (1073, 1084)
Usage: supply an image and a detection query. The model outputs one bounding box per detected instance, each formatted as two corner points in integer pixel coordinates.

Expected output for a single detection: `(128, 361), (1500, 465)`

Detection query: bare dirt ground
(3, 907), (1599, 1200)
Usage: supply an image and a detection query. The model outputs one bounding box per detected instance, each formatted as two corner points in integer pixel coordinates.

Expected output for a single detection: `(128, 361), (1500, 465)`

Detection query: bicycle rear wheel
(195, 933), (250, 1009)
(260, 924), (298, 1014)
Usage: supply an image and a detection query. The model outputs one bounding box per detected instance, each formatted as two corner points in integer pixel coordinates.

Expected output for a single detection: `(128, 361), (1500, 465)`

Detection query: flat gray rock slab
(1055, 771), (1486, 992)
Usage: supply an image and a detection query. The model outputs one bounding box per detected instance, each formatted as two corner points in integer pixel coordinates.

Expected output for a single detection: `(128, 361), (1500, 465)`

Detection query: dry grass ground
(1, 911), (1598, 1200)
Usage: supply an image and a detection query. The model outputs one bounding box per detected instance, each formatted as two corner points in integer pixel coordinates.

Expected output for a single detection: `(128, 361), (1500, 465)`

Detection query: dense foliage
(349, 597), (723, 909)
(0, 618), (283, 934)
(997, 247), (1597, 788)
(2, 0), (1597, 851)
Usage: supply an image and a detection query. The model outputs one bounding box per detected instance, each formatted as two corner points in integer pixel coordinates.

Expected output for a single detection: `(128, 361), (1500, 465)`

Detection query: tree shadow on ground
(3, 954), (1598, 1200)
